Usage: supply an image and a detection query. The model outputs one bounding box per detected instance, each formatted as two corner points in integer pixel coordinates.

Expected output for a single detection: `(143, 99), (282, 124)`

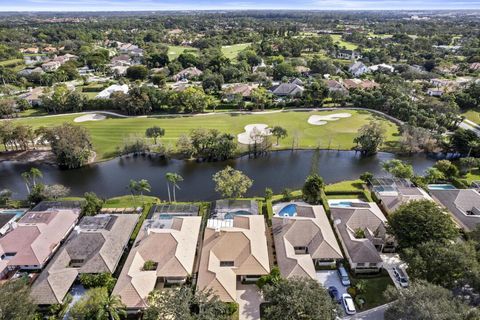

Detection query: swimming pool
(328, 201), (354, 208)
(278, 204), (297, 217)
(224, 210), (252, 219)
(0, 209), (26, 219)
(428, 184), (456, 190)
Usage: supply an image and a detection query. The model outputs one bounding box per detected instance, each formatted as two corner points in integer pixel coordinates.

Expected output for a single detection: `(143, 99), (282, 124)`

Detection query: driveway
(316, 270), (348, 296)
(344, 302), (392, 320)
(237, 283), (262, 320)
(380, 253), (407, 289)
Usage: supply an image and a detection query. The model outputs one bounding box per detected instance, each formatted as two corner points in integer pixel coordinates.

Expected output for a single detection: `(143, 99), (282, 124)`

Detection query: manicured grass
(103, 195), (160, 208)
(351, 273), (394, 310)
(221, 43), (251, 60)
(167, 45), (199, 60)
(324, 179), (364, 193)
(462, 110), (480, 125)
(18, 108), (48, 117)
(10, 109), (400, 161)
(330, 35), (358, 50)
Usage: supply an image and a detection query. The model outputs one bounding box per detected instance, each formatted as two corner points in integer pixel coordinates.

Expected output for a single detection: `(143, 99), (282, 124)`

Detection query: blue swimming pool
(0, 209), (25, 219)
(278, 204), (297, 217)
(224, 210), (252, 219)
(329, 201), (354, 208)
(428, 184), (456, 190)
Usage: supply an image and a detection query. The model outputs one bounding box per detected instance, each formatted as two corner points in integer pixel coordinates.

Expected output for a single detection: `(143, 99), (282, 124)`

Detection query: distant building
(173, 67), (203, 81)
(368, 64), (394, 73)
(222, 83), (258, 101)
(336, 49), (362, 60)
(270, 82), (304, 97)
(18, 87), (46, 106)
(96, 84), (129, 99)
(348, 62), (368, 77)
(325, 79), (347, 93)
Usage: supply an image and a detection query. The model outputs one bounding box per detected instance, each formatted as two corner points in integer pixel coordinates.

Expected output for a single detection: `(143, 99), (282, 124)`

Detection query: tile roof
(30, 214), (138, 305)
(112, 216), (201, 309)
(272, 204), (342, 280)
(330, 203), (387, 265)
(430, 189), (480, 231)
(197, 215), (269, 302)
(0, 207), (80, 276)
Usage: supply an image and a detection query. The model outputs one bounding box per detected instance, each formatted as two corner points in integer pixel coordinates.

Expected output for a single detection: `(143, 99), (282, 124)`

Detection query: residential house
(290, 78), (304, 86)
(20, 47), (39, 54)
(336, 49), (362, 60)
(349, 62), (368, 77)
(173, 67), (203, 81)
(112, 204), (201, 310)
(96, 84), (129, 99)
(371, 178), (433, 214)
(429, 188), (480, 232)
(30, 214), (138, 305)
(329, 200), (393, 273)
(270, 82), (304, 97)
(368, 64), (394, 73)
(427, 88), (444, 97)
(342, 79), (379, 90)
(469, 63), (480, 71)
(272, 203), (343, 280)
(325, 79), (347, 93)
(0, 201), (81, 278)
(18, 87), (46, 106)
(295, 66), (311, 76)
(41, 61), (61, 72)
(197, 214), (270, 302)
(110, 54), (132, 67)
(222, 83), (258, 102)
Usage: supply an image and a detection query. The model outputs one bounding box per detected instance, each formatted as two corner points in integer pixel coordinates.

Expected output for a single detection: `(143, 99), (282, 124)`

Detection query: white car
(342, 293), (356, 315)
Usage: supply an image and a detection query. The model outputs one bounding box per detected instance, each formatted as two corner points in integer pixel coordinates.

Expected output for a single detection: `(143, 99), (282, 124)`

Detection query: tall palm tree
(128, 180), (139, 207)
(21, 171), (31, 194)
(29, 167), (43, 186)
(137, 179), (151, 204)
(166, 173), (183, 202)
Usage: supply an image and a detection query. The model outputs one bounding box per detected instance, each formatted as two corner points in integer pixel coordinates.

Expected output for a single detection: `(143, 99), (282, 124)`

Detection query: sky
(1, 0), (480, 11)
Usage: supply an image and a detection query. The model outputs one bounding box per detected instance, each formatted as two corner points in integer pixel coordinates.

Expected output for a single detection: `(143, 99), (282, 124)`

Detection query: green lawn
(167, 45), (199, 60)
(462, 110), (480, 125)
(10, 110), (400, 161)
(324, 179), (364, 193)
(330, 35), (358, 50)
(221, 43), (251, 60)
(351, 273), (394, 310)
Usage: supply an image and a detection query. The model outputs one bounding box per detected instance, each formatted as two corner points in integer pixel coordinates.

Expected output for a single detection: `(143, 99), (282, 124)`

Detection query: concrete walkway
(237, 283), (262, 320)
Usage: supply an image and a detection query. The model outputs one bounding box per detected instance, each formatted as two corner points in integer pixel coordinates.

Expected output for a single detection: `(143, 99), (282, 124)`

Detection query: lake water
(0, 150), (437, 201)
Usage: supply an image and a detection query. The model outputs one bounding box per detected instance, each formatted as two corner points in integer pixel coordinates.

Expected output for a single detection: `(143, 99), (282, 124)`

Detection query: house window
(69, 259), (84, 267)
(357, 263), (365, 267)
(1, 252), (16, 260)
(369, 263), (378, 267)
(220, 261), (234, 267)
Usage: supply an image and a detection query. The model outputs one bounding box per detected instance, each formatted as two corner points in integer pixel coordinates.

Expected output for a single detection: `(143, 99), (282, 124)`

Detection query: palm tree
(137, 179), (151, 204)
(29, 167), (43, 186)
(467, 140), (479, 157)
(96, 292), (126, 320)
(128, 180), (139, 207)
(21, 171), (31, 194)
(166, 173), (183, 202)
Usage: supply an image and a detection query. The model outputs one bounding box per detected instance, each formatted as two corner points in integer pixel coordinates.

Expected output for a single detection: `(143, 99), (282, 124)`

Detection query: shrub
(143, 260), (157, 271)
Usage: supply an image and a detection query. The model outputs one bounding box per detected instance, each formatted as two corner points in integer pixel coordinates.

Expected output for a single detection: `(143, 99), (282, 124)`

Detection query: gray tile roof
(270, 83), (304, 96)
(330, 205), (387, 265)
(430, 189), (480, 231)
(30, 214), (138, 305)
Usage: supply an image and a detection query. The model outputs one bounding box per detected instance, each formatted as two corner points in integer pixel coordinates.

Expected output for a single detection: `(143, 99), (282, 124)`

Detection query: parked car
(342, 293), (356, 315)
(393, 266), (409, 288)
(328, 286), (340, 302)
(337, 265), (351, 286)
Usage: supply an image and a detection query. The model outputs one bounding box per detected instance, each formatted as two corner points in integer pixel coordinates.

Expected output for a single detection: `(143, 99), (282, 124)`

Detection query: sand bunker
(307, 113), (351, 126)
(237, 124), (272, 145)
(74, 114), (106, 123)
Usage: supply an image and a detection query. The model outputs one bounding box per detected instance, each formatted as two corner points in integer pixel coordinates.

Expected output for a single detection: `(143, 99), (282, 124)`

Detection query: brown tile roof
(112, 216), (201, 309)
(272, 204), (343, 280)
(0, 208), (80, 276)
(197, 215), (269, 302)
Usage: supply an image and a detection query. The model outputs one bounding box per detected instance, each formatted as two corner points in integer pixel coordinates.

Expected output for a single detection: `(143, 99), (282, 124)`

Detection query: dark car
(328, 286), (340, 302)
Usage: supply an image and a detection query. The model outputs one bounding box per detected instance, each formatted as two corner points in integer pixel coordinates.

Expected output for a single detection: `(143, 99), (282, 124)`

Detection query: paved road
(344, 303), (392, 320)
(460, 119), (480, 137)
